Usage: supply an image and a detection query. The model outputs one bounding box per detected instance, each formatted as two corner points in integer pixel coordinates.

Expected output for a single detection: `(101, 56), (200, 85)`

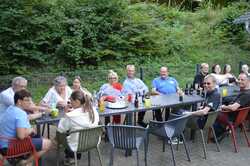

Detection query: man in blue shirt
(123, 65), (149, 127)
(152, 66), (180, 121)
(0, 89), (51, 165)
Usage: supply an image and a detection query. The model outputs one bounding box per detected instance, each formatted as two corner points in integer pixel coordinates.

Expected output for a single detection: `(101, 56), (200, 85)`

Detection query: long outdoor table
(219, 85), (240, 104)
(219, 85), (240, 98)
(35, 93), (204, 136)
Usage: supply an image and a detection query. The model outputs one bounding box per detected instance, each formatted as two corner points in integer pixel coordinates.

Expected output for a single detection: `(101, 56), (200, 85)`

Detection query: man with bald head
(215, 72), (250, 141)
(152, 66), (180, 121)
(123, 65), (149, 127)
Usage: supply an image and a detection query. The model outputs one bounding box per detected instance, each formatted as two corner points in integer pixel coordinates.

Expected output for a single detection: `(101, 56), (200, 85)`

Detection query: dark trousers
(65, 148), (81, 159)
(138, 111), (146, 122)
(154, 108), (171, 121)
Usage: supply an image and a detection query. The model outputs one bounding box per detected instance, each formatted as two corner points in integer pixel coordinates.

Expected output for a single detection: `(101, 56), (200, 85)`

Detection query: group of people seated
(0, 63), (250, 165)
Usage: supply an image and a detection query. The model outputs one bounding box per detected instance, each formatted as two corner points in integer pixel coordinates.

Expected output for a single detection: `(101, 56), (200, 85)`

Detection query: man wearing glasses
(0, 89), (51, 165)
(123, 65), (149, 127)
(185, 74), (221, 128)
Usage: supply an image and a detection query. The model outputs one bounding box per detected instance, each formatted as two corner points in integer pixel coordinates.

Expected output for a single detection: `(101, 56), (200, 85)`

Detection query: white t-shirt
(211, 73), (228, 85)
(57, 107), (99, 151)
(0, 87), (15, 114)
(42, 86), (72, 106)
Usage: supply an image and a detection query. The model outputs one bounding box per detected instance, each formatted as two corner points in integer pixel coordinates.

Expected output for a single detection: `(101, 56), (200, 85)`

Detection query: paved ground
(4, 112), (250, 166)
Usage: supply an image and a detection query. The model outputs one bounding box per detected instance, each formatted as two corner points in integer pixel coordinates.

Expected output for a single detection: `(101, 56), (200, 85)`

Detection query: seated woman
(72, 76), (92, 97)
(40, 76), (72, 109)
(57, 90), (99, 165)
(98, 70), (123, 124)
(211, 64), (228, 86)
(223, 64), (237, 85)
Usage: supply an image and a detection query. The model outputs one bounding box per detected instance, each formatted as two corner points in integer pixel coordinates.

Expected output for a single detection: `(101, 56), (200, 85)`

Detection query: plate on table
(106, 100), (128, 109)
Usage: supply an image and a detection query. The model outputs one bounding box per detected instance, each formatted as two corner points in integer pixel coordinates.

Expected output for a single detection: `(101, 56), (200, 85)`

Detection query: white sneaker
(168, 138), (183, 145)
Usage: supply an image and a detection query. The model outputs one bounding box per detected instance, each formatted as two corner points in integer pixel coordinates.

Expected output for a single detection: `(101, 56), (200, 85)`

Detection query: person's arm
(57, 116), (71, 133)
(16, 128), (31, 139)
(16, 112), (34, 139)
(221, 103), (240, 112)
(191, 106), (210, 116)
(39, 89), (51, 107)
(28, 112), (43, 120)
(151, 79), (160, 95)
(0, 93), (14, 107)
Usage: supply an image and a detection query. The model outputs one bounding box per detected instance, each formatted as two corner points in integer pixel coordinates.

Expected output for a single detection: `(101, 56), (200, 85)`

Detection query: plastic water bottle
(92, 90), (98, 108)
(50, 93), (57, 109)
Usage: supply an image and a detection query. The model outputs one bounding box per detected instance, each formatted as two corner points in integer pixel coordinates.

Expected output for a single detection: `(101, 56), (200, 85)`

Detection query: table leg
(36, 124), (41, 137)
(36, 123), (42, 165)
(126, 113), (133, 156)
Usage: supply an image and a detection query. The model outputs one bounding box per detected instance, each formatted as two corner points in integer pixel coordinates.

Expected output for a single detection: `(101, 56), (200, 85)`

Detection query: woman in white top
(241, 64), (250, 76)
(57, 90), (99, 162)
(223, 64), (237, 85)
(72, 76), (92, 97)
(40, 76), (72, 109)
(211, 64), (228, 86)
(98, 70), (124, 124)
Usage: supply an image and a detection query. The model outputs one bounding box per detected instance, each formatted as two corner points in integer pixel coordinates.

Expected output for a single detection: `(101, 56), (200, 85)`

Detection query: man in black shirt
(215, 73), (250, 140)
(186, 74), (221, 128)
(193, 63), (209, 88)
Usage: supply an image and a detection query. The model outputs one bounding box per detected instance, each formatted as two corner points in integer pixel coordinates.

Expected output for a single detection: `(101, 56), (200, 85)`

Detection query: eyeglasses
(203, 82), (211, 85)
(109, 77), (117, 80)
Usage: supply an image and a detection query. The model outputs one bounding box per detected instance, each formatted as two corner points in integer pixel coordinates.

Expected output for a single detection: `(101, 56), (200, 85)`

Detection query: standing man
(152, 66), (180, 121)
(193, 63), (209, 88)
(0, 89), (52, 165)
(123, 65), (149, 127)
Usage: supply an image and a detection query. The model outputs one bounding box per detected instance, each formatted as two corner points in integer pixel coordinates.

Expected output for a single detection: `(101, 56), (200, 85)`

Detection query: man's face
(201, 65), (209, 74)
(203, 77), (215, 92)
(238, 74), (249, 89)
(160, 67), (168, 79)
(127, 67), (135, 78)
(18, 97), (32, 110)
(13, 81), (27, 92)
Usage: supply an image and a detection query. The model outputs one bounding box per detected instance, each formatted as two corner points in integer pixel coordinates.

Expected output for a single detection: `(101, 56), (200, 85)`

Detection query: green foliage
(0, 0), (250, 76)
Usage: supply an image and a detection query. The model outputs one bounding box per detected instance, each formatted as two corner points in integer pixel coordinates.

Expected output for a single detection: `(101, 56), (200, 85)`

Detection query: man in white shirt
(0, 77), (27, 115)
(0, 77), (50, 120)
(123, 65), (149, 127)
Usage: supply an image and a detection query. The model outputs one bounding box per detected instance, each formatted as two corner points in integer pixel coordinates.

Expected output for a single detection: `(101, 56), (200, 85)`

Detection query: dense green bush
(0, 0), (250, 75)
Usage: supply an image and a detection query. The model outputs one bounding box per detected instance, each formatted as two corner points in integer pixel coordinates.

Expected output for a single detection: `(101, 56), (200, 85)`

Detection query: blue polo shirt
(152, 77), (178, 95)
(0, 105), (31, 148)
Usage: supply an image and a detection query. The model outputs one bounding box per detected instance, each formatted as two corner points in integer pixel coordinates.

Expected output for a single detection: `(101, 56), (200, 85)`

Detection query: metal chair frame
(106, 124), (148, 166)
(149, 114), (191, 166)
(56, 126), (104, 166)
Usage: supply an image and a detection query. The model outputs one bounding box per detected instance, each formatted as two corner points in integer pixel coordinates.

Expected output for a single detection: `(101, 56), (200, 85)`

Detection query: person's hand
(57, 101), (67, 108)
(221, 105), (226, 109)
(64, 104), (73, 113)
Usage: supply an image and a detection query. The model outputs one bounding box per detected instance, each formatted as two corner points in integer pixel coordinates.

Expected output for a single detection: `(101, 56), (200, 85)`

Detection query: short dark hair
(14, 89), (32, 104)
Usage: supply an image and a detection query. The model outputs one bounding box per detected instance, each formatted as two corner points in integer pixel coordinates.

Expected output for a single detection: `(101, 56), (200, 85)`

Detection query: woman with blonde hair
(98, 70), (123, 124)
(57, 90), (99, 165)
